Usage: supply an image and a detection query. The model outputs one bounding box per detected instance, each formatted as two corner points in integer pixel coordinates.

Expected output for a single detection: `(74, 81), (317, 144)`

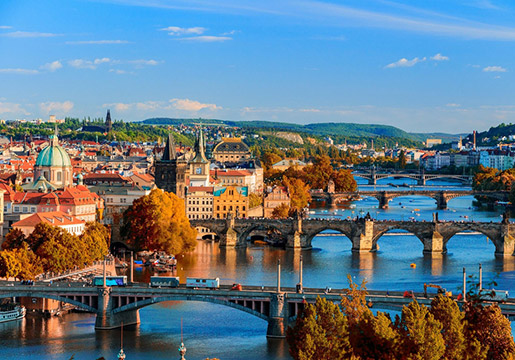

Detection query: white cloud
(41, 61), (63, 72)
(483, 65), (507, 72)
(177, 36), (232, 42)
(385, 57), (426, 68)
(0, 101), (29, 115)
(66, 40), (130, 45)
(160, 26), (206, 36)
(169, 98), (221, 111)
(103, 102), (132, 111)
(0, 26), (12, 29)
(0, 68), (39, 74)
(68, 58), (111, 69)
(446, 103), (461, 107)
(1, 31), (59, 38)
(109, 69), (127, 75)
(431, 53), (449, 61)
(39, 101), (74, 114)
(128, 59), (161, 66)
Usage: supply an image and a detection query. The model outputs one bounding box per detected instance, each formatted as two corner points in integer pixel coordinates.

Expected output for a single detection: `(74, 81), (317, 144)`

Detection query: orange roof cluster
(12, 211), (85, 228)
(210, 169), (252, 177)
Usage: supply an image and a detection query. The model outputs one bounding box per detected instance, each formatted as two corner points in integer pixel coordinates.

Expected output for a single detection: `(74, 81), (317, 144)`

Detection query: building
(271, 159), (307, 171)
(213, 185), (248, 219)
(81, 109), (112, 133)
(423, 152), (451, 170)
(32, 130), (73, 189)
(479, 150), (515, 170)
(264, 186), (290, 218)
(186, 186), (213, 220)
(12, 211), (86, 236)
(154, 133), (189, 198)
(426, 139), (442, 148)
(188, 129), (210, 187)
(210, 169), (258, 193)
(212, 138), (252, 162)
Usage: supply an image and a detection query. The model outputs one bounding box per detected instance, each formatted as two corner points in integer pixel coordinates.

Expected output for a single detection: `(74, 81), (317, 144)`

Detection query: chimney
(473, 131), (477, 150)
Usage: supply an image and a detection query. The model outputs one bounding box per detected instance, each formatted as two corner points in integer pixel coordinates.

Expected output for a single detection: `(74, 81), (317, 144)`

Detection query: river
(0, 178), (514, 359)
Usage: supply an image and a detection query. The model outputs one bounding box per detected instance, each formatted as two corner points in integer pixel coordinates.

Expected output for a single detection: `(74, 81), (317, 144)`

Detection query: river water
(1, 178), (514, 359)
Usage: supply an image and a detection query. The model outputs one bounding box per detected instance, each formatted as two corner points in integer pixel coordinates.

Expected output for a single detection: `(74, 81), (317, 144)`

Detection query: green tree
(287, 297), (351, 360)
(396, 301), (445, 360)
(398, 150), (407, 169)
(122, 188), (197, 254)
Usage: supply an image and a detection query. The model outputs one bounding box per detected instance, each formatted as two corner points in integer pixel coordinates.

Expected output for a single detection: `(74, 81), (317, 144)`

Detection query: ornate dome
(35, 135), (72, 167)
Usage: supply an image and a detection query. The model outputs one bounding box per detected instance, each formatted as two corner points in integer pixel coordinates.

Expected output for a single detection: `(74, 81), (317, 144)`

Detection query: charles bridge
(352, 169), (473, 186)
(310, 190), (509, 209)
(190, 216), (515, 256)
(2, 281), (515, 338)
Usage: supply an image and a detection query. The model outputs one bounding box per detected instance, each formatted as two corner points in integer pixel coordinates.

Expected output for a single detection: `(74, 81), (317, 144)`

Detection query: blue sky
(1, 0), (515, 133)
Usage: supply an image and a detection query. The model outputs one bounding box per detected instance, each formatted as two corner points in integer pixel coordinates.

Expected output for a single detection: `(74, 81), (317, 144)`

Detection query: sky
(1, 0), (515, 133)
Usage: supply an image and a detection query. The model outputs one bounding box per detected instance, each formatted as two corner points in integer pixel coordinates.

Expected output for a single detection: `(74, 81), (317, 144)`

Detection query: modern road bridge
(1, 282), (514, 337)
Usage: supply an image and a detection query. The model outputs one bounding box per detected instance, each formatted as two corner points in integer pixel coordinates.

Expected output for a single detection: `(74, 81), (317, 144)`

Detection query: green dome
(35, 135), (71, 167)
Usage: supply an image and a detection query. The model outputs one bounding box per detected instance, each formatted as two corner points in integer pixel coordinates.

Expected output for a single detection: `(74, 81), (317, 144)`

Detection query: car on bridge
(186, 277), (220, 289)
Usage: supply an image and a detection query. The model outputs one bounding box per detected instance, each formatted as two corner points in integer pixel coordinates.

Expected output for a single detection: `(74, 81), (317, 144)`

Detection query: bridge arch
(440, 224), (500, 249)
(0, 292), (97, 312)
(238, 222), (289, 244)
(372, 226), (425, 249)
(304, 225), (354, 248)
(190, 221), (225, 241)
(111, 295), (269, 322)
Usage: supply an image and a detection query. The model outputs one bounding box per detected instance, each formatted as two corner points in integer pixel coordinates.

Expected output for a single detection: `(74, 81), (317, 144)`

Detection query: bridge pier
(352, 220), (376, 252)
(422, 230), (446, 254)
(286, 232), (309, 249)
(377, 193), (389, 209)
(495, 225), (515, 256)
(266, 293), (287, 338)
(417, 177), (426, 186)
(94, 287), (140, 330)
(436, 192), (448, 210)
(368, 177), (377, 185)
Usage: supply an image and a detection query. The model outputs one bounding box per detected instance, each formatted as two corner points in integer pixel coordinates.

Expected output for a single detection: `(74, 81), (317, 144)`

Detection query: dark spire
(162, 133), (177, 161)
(106, 109), (112, 133)
(191, 128), (208, 163)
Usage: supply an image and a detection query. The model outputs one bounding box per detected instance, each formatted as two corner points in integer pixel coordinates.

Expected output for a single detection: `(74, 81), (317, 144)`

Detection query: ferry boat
(0, 304), (25, 323)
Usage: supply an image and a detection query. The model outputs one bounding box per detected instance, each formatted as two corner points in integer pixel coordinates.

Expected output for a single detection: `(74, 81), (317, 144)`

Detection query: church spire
(162, 133), (177, 161)
(106, 109), (112, 133)
(52, 123), (59, 147)
(192, 128), (208, 163)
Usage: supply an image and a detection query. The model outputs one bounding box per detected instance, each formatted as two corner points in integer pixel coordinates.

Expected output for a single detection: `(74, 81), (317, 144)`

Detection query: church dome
(35, 135), (72, 167)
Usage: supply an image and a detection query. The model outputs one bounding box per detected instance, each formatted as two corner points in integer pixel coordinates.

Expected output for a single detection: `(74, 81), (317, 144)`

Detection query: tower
(188, 129), (210, 187)
(155, 133), (188, 198)
(106, 109), (112, 133)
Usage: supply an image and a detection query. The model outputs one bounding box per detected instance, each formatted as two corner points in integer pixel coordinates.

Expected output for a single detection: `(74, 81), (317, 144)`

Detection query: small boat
(254, 240), (267, 245)
(410, 263), (417, 269)
(0, 304), (25, 323)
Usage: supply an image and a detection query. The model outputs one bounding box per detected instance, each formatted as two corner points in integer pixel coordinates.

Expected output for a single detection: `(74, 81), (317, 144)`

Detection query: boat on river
(0, 304), (25, 323)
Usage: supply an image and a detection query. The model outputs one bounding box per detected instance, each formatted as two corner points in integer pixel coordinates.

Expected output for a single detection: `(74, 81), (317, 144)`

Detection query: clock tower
(188, 128), (210, 187)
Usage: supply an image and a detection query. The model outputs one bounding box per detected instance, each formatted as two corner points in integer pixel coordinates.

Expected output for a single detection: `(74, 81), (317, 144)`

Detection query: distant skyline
(1, 0), (515, 133)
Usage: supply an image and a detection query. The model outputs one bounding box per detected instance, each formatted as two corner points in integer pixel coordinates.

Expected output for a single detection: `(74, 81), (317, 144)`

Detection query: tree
(430, 295), (467, 360)
(396, 301), (445, 360)
(121, 188), (197, 254)
(304, 155), (333, 190)
(283, 176), (311, 210)
(332, 168), (357, 192)
(464, 302), (515, 360)
(0, 244), (41, 280)
(398, 150), (407, 169)
(249, 193), (263, 209)
(2, 228), (27, 250)
(287, 297), (350, 360)
(271, 203), (290, 219)
(80, 222), (110, 264)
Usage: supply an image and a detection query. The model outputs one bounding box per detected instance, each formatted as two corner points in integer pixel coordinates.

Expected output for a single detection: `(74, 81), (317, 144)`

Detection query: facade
(33, 132), (73, 189)
(423, 152), (451, 170)
(213, 185), (249, 219)
(264, 186), (289, 218)
(271, 159), (307, 171)
(479, 150), (515, 170)
(186, 186), (213, 220)
(12, 211), (86, 236)
(210, 169), (257, 193)
(212, 138), (252, 162)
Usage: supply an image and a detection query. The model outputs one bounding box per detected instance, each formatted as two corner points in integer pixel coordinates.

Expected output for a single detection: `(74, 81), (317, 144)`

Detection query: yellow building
(213, 185), (249, 219)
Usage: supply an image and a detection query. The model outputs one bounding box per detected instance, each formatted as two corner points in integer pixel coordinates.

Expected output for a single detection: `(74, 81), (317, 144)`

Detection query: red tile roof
(13, 211), (85, 227)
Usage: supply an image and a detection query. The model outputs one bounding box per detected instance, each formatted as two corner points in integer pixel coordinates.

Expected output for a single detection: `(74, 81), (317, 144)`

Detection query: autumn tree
(80, 222), (110, 264)
(249, 193), (263, 209)
(287, 297), (350, 360)
(0, 244), (41, 280)
(332, 168), (357, 192)
(430, 294), (467, 360)
(2, 228), (27, 250)
(271, 203), (290, 219)
(121, 188), (197, 254)
(283, 176), (311, 210)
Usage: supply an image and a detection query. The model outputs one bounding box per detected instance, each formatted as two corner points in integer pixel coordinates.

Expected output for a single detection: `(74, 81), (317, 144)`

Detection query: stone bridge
(353, 170), (473, 186)
(310, 190), (509, 209)
(190, 217), (515, 256)
(2, 283), (515, 338)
